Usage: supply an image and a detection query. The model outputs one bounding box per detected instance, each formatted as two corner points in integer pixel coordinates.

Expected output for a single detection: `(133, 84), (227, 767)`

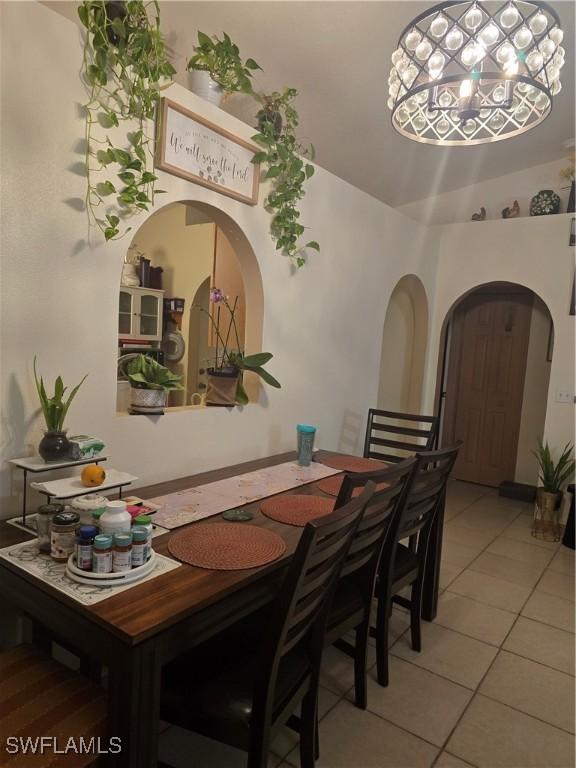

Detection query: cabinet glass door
(139, 294), (160, 337)
(119, 291), (132, 335)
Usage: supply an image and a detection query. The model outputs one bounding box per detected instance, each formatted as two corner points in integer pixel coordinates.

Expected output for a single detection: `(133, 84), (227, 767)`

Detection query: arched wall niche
(117, 198), (265, 410)
(378, 274), (428, 414)
(434, 280), (554, 485)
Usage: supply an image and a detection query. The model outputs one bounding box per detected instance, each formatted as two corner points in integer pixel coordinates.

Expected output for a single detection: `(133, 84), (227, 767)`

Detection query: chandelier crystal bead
(387, 0), (564, 145)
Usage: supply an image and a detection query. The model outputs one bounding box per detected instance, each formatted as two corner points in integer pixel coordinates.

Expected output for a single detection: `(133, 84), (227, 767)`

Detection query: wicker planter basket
(532, 488), (562, 542)
(206, 367), (239, 407)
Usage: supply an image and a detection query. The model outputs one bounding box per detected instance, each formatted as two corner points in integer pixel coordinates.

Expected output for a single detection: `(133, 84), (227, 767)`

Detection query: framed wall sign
(155, 98), (259, 206)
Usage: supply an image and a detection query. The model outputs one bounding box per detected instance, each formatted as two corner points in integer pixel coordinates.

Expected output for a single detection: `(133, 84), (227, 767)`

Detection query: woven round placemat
(317, 475), (390, 498)
(320, 455), (387, 473)
(260, 495), (335, 527)
(168, 523), (286, 570)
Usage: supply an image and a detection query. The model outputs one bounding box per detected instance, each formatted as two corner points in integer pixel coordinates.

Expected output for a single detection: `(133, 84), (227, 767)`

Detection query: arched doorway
(437, 282), (553, 487)
(378, 275), (428, 413)
(116, 200), (264, 412)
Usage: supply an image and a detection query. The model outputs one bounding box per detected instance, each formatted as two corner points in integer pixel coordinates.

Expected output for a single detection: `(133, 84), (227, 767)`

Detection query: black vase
(38, 431), (71, 463)
(568, 181), (575, 214)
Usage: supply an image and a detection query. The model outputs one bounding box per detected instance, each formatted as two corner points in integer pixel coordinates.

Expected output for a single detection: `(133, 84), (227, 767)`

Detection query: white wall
(0, 2), (435, 517)
(399, 159), (572, 226)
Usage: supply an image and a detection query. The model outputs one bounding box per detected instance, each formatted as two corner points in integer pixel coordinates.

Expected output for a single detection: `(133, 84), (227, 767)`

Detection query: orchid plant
(199, 287), (281, 405)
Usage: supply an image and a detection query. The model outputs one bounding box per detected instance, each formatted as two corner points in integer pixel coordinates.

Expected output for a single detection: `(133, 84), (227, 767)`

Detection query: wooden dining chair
(160, 484), (375, 768)
(372, 444), (460, 687)
(363, 408), (439, 463)
(323, 458), (418, 710)
(0, 644), (107, 767)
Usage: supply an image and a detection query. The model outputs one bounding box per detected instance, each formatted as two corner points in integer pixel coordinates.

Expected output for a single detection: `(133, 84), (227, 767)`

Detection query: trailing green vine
(251, 89), (318, 268)
(187, 34), (320, 268)
(78, 0), (175, 240)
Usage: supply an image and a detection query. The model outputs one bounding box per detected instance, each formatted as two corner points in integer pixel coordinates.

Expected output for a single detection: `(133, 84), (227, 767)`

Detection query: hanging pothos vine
(78, 0), (175, 240)
(188, 32), (320, 268)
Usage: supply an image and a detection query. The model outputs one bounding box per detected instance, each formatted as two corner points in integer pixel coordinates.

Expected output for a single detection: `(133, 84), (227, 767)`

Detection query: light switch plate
(556, 389), (573, 404)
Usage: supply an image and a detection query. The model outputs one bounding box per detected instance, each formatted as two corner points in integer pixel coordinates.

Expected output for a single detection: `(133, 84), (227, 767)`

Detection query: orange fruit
(81, 464), (106, 487)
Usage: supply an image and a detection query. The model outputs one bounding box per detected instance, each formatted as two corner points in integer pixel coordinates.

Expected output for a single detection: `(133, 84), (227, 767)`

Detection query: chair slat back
(380, 445), (460, 582)
(363, 408), (438, 463)
(334, 459), (417, 579)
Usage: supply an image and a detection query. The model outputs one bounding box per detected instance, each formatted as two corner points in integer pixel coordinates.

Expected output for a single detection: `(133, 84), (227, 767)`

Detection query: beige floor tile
(548, 547), (575, 576)
(285, 699), (438, 768)
(468, 551), (546, 588)
(159, 725), (275, 768)
(269, 685), (340, 760)
(521, 590), (575, 633)
(454, 504), (521, 532)
(435, 752), (475, 767)
(446, 480), (492, 509)
(500, 517), (560, 550)
(443, 523), (502, 549)
(446, 695), (575, 768)
(354, 656), (472, 746)
(537, 569), (575, 602)
(486, 536), (556, 567)
(436, 592), (516, 646)
(439, 562), (465, 590)
(391, 622), (497, 689)
(441, 539), (483, 569)
(503, 616), (575, 675)
(447, 569), (531, 613)
(365, 606), (410, 647)
(480, 650), (575, 733)
(320, 642), (376, 696)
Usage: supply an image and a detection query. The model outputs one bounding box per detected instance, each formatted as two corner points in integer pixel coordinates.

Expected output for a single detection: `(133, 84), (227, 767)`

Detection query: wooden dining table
(0, 450), (444, 767)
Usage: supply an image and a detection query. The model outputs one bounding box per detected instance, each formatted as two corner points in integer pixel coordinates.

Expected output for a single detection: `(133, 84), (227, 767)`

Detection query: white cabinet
(118, 287), (164, 342)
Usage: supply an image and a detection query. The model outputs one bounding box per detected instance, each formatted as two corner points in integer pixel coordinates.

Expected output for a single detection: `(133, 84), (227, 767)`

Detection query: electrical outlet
(556, 389), (573, 404)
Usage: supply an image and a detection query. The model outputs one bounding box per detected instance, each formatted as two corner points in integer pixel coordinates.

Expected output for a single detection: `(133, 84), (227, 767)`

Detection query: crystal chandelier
(388, 1), (565, 145)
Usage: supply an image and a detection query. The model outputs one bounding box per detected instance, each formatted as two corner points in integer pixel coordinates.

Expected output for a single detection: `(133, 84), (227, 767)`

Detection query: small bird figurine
(502, 200), (520, 219)
(471, 206), (486, 221)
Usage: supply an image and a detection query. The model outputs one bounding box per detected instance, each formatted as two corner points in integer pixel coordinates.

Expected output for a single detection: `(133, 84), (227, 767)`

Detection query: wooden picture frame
(155, 98), (259, 206)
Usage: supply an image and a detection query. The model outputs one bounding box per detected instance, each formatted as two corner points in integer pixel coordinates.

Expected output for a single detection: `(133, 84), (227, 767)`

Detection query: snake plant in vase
(532, 439), (575, 541)
(199, 287), (280, 406)
(124, 354), (184, 414)
(33, 358), (88, 462)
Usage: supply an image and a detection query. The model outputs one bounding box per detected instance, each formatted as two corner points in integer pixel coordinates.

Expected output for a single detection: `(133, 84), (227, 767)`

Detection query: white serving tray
(31, 469), (137, 499)
(65, 550), (156, 587)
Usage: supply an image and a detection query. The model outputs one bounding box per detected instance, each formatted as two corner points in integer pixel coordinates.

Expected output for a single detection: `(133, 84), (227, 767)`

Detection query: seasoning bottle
(91, 508), (104, 529)
(112, 532), (133, 572)
(92, 534), (113, 574)
(36, 503), (64, 554)
(131, 526), (148, 568)
(133, 514), (153, 559)
(50, 511), (80, 562)
(76, 525), (99, 571)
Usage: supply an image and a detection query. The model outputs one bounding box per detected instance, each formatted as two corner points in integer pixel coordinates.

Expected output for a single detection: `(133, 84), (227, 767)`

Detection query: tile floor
(159, 480), (575, 768)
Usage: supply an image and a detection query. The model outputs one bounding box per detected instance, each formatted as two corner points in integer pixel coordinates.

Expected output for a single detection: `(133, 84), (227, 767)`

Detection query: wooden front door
(443, 289), (533, 486)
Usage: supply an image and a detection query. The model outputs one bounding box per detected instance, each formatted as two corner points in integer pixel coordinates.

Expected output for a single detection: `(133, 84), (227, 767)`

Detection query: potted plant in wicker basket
(124, 354), (184, 414)
(199, 287), (280, 406)
(532, 439), (575, 542)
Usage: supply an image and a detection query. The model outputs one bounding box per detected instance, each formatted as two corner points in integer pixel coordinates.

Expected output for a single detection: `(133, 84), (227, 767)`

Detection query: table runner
(149, 460), (341, 530)
(0, 540), (181, 606)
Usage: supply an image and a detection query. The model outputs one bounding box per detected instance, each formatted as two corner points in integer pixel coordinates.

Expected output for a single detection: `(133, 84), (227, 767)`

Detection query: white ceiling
(46, 1), (575, 207)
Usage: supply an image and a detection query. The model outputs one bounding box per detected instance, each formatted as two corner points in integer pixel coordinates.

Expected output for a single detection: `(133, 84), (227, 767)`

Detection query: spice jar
(50, 511), (80, 562)
(131, 526), (148, 568)
(133, 514), (153, 559)
(76, 525), (99, 571)
(36, 503), (64, 554)
(92, 534), (113, 574)
(112, 532), (132, 572)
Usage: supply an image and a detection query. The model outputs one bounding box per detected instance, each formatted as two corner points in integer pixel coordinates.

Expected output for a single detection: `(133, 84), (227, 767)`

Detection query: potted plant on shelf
(199, 287), (280, 406)
(124, 354), (184, 414)
(532, 439), (575, 542)
(187, 31), (261, 106)
(33, 358), (88, 462)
